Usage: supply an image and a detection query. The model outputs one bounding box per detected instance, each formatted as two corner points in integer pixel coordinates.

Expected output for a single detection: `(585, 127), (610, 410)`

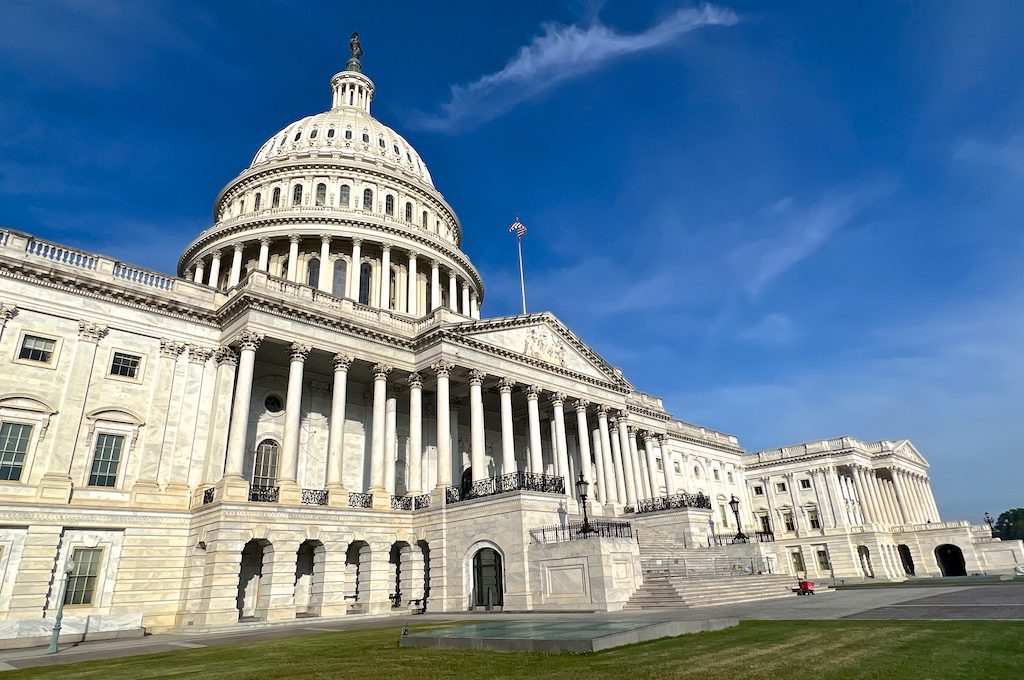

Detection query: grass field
(10, 620), (1023, 680)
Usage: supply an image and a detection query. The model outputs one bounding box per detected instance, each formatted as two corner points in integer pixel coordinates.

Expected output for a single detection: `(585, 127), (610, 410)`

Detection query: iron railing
(348, 492), (372, 508)
(249, 485), (280, 503)
(301, 488), (329, 506)
(635, 492), (712, 514)
(531, 520), (634, 543)
(445, 471), (565, 504)
(641, 556), (776, 579)
(202, 487), (215, 505)
(391, 495), (413, 510)
(708, 531), (775, 546)
(413, 494), (430, 510)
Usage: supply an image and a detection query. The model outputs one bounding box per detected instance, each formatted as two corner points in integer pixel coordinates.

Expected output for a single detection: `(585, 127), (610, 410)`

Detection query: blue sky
(1, 1), (1021, 521)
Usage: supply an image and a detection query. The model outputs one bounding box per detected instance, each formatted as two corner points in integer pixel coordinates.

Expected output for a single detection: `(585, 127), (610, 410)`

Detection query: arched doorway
(857, 545), (874, 578)
(294, 540), (325, 617)
(389, 541), (412, 608)
(461, 467), (472, 496)
(471, 547), (503, 610)
(237, 539), (272, 620)
(935, 544), (967, 576)
(898, 544), (916, 576)
(418, 540), (431, 609)
(345, 540), (370, 612)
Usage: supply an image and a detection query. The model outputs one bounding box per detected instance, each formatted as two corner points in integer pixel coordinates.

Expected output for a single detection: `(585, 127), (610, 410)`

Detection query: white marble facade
(0, 47), (1019, 639)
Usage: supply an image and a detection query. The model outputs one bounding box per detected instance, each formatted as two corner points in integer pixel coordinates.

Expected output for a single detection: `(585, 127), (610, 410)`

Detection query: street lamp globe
(728, 495), (740, 515)
(575, 473), (589, 502)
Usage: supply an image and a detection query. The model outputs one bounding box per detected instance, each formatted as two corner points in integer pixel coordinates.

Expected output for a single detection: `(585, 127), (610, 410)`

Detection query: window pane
(65, 548), (102, 606)
(307, 259), (320, 287)
(253, 440), (279, 487)
(110, 352), (140, 378)
(0, 422), (32, 481)
(88, 434), (124, 487)
(19, 335), (55, 363)
(332, 260), (348, 297)
(339, 185), (350, 207)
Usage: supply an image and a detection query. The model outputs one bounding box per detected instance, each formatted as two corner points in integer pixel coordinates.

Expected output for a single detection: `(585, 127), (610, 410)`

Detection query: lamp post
(984, 512), (995, 534)
(728, 494), (748, 543)
(575, 472), (594, 535)
(47, 559), (75, 654)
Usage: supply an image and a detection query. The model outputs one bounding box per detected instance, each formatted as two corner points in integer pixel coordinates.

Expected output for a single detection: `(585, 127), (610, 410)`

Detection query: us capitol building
(0, 39), (1019, 642)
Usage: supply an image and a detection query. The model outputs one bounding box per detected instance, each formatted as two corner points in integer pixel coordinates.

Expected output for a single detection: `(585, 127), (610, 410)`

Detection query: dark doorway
(935, 544), (967, 577)
(898, 544), (916, 576)
(461, 467), (472, 495)
(472, 548), (503, 609)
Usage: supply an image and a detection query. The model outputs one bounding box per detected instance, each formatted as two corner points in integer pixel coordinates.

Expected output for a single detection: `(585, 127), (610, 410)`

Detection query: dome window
(306, 258), (320, 287)
(406, 152), (412, 163)
(332, 260), (348, 297)
(345, 130), (353, 140)
(404, 202), (412, 222)
(292, 184), (303, 207)
(272, 187), (281, 208)
(378, 138), (386, 149)
(293, 131), (302, 142)
(393, 145), (400, 155)
(362, 188), (373, 211)
(422, 211), (428, 228)
(310, 129), (318, 139)
(385, 195), (395, 216)
(358, 263), (372, 304)
(362, 132), (370, 143)
(327, 128), (335, 139)
(254, 193), (262, 211)
(315, 183), (327, 207)
(339, 184), (351, 207)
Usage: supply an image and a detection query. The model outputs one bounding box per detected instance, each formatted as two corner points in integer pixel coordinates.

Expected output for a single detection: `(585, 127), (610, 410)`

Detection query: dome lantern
(331, 31), (374, 113)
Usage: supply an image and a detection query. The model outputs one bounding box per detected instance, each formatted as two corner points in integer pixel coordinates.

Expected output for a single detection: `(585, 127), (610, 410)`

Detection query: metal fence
(641, 556), (776, 578)
(531, 519), (634, 543)
(445, 471), (565, 504)
(635, 492), (712, 514)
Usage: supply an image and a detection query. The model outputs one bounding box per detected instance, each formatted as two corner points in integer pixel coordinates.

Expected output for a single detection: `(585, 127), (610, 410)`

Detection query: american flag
(508, 218), (526, 238)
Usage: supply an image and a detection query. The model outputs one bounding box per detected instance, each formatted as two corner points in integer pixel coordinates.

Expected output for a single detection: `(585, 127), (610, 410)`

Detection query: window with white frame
(719, 504), (729, 527)
(65, 547), (103, 606)
(655, 458), (663, 471)
(109, 352), (141, 379)
(753, 485), (764, 496)
(88, 434), (124, 487)
(808, 509), (821, 529)
(0, 422), (32, 481)
(816, 548), (831, 571)
(800, 478), (812, 490)
(713, 469), (721, 480)
(783, 512), (795, 531)
(776, 481), (787, 493)
(727, 471), (734, 483)
(253, 439), (280, 488)
(19, 335), (56, 363)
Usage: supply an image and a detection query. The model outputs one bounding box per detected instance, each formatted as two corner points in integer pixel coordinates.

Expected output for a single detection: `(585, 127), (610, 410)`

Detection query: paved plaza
(1, 585), (1021, 672)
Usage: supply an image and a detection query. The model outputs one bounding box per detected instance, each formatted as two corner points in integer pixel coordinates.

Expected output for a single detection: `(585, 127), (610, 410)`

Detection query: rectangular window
(0, 422), (32, 481)
(776, 482), (787, 493)
(719, 504), (729, 527)
(791, 550), (805, 573)
(109, 352), (141, 378)
(816, 549), (831, 571)
(656, 458), (663, 471)
(88, 434), (124, 487)
(800, 478), (812, 490)
(65, 547), (103, 606)
(727, 471), (734, 483)
(713, 469), (720, 480)
(673, 462), (681, 474)
(19, 335), (56, 363)
(784, 513), (795, 531)
(760, 515), (772, 533)
(753, 485), (764, 496)
(809, 510), (821, 529)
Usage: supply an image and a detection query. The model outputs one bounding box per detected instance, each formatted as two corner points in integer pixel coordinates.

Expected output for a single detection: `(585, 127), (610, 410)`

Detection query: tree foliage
(993, 508), (1024, 540)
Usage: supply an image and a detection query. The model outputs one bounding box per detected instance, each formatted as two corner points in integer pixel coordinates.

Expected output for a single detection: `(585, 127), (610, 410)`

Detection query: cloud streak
(408, 4), (739, 132)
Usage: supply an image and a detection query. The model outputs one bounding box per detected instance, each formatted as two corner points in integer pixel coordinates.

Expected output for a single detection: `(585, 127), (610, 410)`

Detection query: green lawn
(12, 620), (1023, 680)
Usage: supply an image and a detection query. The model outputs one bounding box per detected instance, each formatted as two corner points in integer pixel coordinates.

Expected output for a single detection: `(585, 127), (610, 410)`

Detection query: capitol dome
(177, 43), (483, 318)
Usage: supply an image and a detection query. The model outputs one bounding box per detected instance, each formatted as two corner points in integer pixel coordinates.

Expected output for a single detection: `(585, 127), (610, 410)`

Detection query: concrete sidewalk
(1, 585), (1018, 673)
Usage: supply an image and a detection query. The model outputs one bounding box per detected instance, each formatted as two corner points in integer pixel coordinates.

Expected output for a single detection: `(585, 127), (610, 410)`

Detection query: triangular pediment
(893, 440), (928, 466)
(444, 313), (632, 388)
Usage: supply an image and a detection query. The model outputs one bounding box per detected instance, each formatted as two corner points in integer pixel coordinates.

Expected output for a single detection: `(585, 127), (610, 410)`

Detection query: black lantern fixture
(575, 472), (595, 535)
(984, 512), (995, 533)
(728, 494), (748, 542)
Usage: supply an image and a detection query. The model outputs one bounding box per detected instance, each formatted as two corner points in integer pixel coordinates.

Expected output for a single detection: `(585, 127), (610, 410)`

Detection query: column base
(583, 500), (603, 517)
(369, 486), (391, 510)
(218, 475), (252, 502)
(129, 481), (191, 510)
(429, 486), (448, 508)
(277, 480), (301, 505)
(35, 473), (74, 504)
(603, 502), (623, 516)
(326, 484), (349, 508)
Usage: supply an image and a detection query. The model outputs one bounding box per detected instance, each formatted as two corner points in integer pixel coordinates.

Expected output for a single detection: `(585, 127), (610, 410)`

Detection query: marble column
(809, 469), (832, 530)
(888, 471), (909, 524)
(193, 261), (205, 283)
(407, 252), (418, 315)
(207, 250), (222, 288)
(201, 347), (238, 485)
(368, 363), (391, 499)
(326, 354), (352, 504)
(432, 361), (453, 492)
(923, 477), (940, 520)
(257, 237), (270, 272)
(615, 418), (638, 506)
(591, 427), (606, 503)
(573, 400), (594, 494)
(470, 292), (479, 319)
(430, 261), (441, 312)
(498, 378), (516, 475)
(318, 235), (331, 291)
(384, 396), (397, 495)
(825, 467), (847, 528)
(469, 369), (486, 482)
(658, 436), (676, 495)
(407, 372), (423, 496)
(222, 331), (262, 495)
(461, 282), (471, 316)
(853, 467), (875, 525)
(627, 427), (645, 499)
(348, 238), (362, 299)
(550, 393), (570, 496)
(643, 433), (660, 497)
(448, 273), (457, 311)
(525, 386), (544, 474)
(287, 235), (299, 282)
(228, 244), (244, 288)
(379, 244), (391, 310)
(279, 343), (310, 502)
(599, 407), (623, 504)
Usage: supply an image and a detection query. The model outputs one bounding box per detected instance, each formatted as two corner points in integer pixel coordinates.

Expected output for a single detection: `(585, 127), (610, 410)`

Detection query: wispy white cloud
(408, 4), (739, 132)
(954, 134), (1024, 178)
(736, 312), (799, 345)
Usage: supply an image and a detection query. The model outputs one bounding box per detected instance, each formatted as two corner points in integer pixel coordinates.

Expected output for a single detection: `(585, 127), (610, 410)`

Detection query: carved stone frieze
(523, 328), (566, 367)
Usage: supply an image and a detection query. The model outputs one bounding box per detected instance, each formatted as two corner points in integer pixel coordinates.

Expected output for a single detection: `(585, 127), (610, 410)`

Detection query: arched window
(362, 132), (370, 143)
(292, 184), (303, 206)
(358, 263), (372, 304)
(272, 187), (281, 208)
(307, 258), (320, 287)
(422, 211), (428, 228)
(404, 202), (413, 222)
(378, 138), (386, 149)
(279, 258), (289, 279)
(389, 267), (398, 309)
(393, 145), (400, 155)
(310, 128), (318, 139)
(315, 183), (327, 207)
(385, 195), (394, 216)
(332, 260), (348, 297)
(254, 192), (261, 211)
(253, 439), (280, 488)
(363, 188), (373, 211)
(339, 184), (350, 207)
(293, 131), (301, 142)
(327, 128), (335, 139)
(345, 129), (353, 140)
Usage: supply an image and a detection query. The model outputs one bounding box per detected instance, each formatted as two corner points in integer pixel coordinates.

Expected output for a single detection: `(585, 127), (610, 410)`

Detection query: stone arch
(464, 540), (505, 611)
(237, 539), (274, 620)
(935, 544), (966, 577)
(898, 544), (916, 576)
(294, 539), (325, 617)
(389, 541), (413, 608)
(417, 539), (431, 608)
(344, 540), (371, 612)
(857, 545), (874, 579)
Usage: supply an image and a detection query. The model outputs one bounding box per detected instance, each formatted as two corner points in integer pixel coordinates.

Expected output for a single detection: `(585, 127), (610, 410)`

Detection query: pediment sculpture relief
(524, 328), (566, 367)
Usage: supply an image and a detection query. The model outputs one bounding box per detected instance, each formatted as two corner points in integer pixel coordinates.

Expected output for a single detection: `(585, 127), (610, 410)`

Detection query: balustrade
(531, 520), (634, 543)
(202, 487), (215, 505)
(445, 471), (565, 504)
(391, 495), (413, 510)
(112, 262), (175, 291)
(249, 485), (280, 503)
(635, 492), (712, 514)
(25, 238), (97, 270)
(413, 494), (430, 510)
(301, 488), (329, 506)
(348, 492), (373, 508)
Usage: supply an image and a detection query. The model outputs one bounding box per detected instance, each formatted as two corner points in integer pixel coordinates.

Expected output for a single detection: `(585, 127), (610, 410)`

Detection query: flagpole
(517, 235), (527, 315)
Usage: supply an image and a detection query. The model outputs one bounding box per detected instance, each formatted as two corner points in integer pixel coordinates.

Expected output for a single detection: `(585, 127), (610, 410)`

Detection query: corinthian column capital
(573, 398), (590, 413)
(289, 343), (312, 362)
(77, 321), (108, 343)
(408, 371), (424, 389)
(237, 330), (264, 351)
(431, 360), (454, 378)
(468, 369), (485, 386)
(332, 353), (354, 372)
(498, 377), (516, 393)
(372, 363), (392, 380)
